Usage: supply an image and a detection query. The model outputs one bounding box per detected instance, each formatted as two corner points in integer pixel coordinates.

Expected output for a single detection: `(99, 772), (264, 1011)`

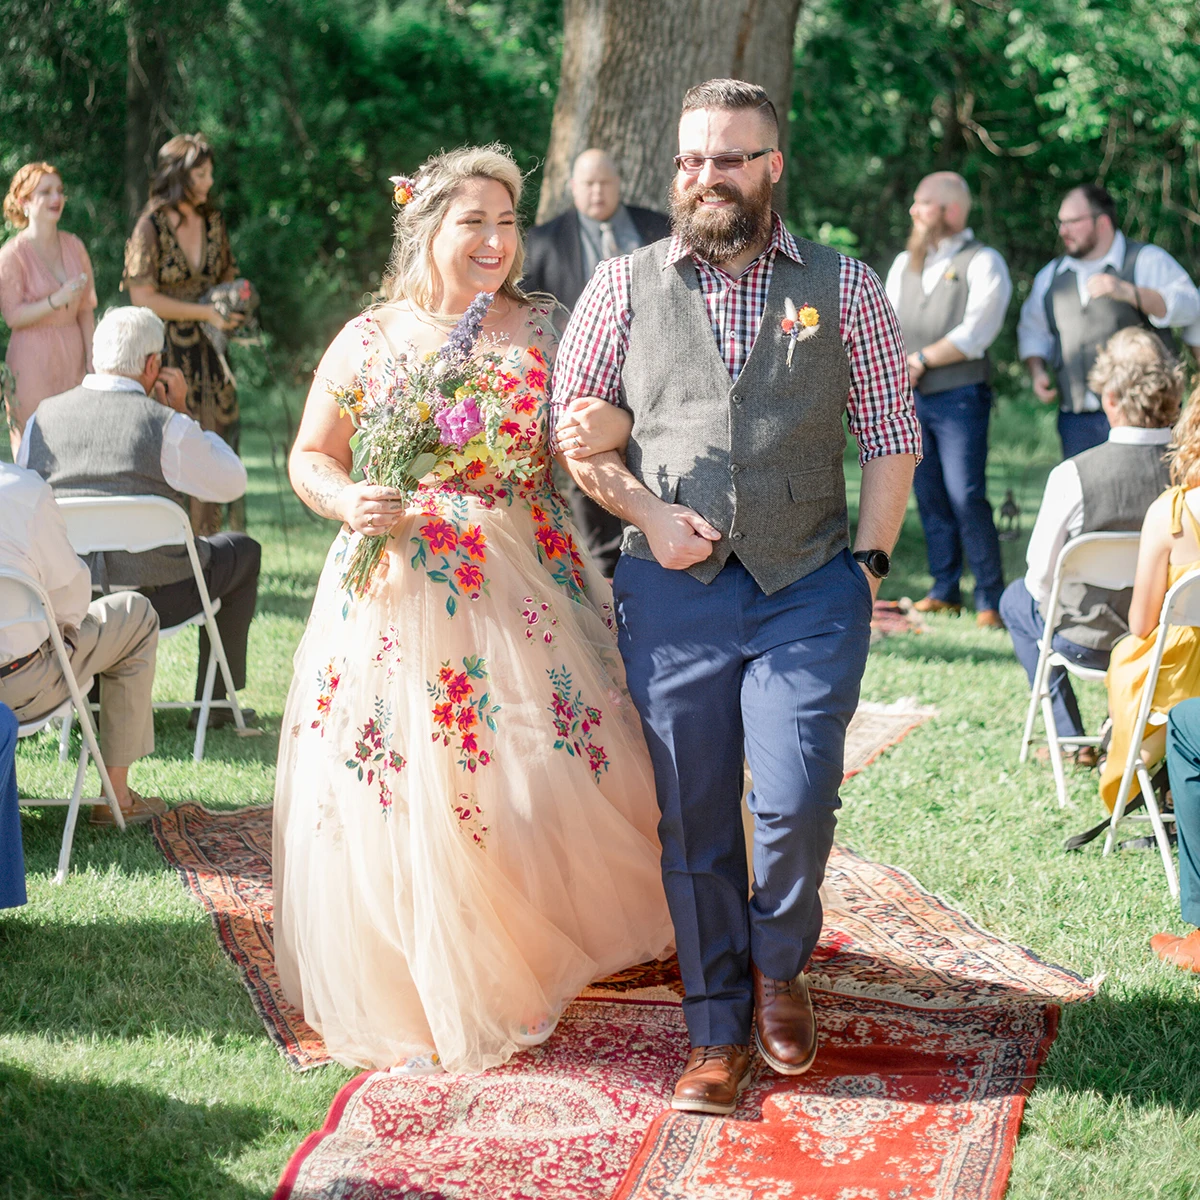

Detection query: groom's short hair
(680, 79), (778, 140)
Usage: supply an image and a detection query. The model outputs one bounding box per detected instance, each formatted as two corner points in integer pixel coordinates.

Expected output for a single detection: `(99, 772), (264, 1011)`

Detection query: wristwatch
(853, 549), (891, 579)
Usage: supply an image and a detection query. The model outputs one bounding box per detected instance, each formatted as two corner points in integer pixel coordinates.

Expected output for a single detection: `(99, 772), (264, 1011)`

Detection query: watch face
(870, 551), (890, 578)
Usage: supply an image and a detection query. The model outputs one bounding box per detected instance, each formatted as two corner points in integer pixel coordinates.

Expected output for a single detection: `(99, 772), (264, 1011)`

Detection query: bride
(275, 144), (673, 1073)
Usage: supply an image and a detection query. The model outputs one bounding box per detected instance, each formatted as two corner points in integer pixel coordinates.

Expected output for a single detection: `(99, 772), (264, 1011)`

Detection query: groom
(554, 78), (918, 1113)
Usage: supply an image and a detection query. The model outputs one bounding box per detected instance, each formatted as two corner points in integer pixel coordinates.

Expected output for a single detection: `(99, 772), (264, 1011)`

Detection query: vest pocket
(788, 468), (842, 502)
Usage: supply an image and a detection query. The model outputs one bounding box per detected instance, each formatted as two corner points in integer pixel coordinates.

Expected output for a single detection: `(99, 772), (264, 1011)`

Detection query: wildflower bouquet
(329, 291), (510, 596)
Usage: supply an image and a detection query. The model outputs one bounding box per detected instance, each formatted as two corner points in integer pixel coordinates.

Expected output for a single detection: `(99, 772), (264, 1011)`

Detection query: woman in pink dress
(0, 162), (97, 456)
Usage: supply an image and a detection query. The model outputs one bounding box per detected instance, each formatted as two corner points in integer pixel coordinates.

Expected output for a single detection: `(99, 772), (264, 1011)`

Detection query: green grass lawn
(3, 394), (1200, 1198)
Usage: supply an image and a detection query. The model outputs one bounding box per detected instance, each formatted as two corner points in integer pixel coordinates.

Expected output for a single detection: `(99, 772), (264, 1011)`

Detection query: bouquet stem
(344, 533), (390, 597)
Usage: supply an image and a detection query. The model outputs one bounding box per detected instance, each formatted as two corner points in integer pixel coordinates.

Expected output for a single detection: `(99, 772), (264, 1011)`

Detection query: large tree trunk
(124, 9), (168, 221)
(538, 0), (804, 222)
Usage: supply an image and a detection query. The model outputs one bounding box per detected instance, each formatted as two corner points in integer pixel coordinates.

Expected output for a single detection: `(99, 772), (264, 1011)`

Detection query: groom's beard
(669, 173), (774, 264)
(906, 214), (953, 274)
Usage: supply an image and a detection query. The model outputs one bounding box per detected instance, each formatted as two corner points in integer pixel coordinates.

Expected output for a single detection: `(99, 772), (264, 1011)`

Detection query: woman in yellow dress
(1102, 380), (1200, 812)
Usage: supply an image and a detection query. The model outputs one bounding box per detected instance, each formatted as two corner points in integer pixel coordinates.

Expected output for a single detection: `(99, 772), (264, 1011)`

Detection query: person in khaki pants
(0, 462), (162, 825)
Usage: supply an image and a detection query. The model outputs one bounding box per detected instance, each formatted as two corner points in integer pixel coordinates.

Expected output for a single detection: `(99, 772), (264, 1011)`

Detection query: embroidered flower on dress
(546, 665), (609, 783)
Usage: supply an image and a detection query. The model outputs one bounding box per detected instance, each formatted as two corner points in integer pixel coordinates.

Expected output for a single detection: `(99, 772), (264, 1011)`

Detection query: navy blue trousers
(614, 549), (872, 1046)
(1166, 700), (1200, 928)
(1057, 410), (1110, 460)
(912, 383), (1005, 611)
(0, 703), (25, 910)
(1000, 578), (1110, 739)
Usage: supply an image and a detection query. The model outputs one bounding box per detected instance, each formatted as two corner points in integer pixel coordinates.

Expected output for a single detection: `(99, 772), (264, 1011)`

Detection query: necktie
(599, 221), (619, 260)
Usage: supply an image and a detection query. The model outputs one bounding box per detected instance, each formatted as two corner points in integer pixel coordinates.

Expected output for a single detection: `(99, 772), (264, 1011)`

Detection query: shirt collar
(1108, 423), (1173, 445)
(926, 227), (974, 262)
(82, 373), (147, 395)
(663, 212), (804, 272)
(1057, 230), (1126, 275)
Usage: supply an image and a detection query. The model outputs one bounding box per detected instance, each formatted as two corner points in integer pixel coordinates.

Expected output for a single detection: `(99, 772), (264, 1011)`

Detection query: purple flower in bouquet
(438, 291), (494, 368)
(435, 395), (485, 448)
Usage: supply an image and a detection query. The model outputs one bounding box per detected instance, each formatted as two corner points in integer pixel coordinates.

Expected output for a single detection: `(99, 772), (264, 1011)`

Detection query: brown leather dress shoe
(1151, 929), (1200, 972)
(671, 1044), (752, 1115)
(753, 964), (818, 1076)
(913, 595), (962, 615)
(975, 608), (1004, 629)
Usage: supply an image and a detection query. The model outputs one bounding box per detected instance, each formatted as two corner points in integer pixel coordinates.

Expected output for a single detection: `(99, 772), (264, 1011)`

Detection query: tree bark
(538, 0), (804, 222)
(124, 9), (168, 222)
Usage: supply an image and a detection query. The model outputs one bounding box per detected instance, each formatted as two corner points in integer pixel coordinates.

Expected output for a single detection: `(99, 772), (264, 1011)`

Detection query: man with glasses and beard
(1018, 183), (1200, 459)
(885, 172), (1011, 627)
(553, 78), (918, 1114)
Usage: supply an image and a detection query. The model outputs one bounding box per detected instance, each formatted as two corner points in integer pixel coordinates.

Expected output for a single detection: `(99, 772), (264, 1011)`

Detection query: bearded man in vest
(553, 79), (919, 1114)
(1000, 327), (1183, 766)
(886, 172), (1011, 627)
(20, 306), (260, 730)
(1018, 183), (1200, 460)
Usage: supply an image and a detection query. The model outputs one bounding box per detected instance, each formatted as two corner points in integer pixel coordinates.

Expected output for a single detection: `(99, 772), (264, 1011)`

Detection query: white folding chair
(0, 568), (125, 884)
(1102, 569), (1200, 899)
(1019, 532), (1142, 807)
(55, 495), (255, 761)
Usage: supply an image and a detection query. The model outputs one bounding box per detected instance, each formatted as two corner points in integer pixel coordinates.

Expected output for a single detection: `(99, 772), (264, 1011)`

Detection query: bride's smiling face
(430, 177), (518, 305)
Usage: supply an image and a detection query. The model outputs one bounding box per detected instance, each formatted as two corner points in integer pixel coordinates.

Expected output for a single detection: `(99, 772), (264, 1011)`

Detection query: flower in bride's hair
(389, 175), (416, 206)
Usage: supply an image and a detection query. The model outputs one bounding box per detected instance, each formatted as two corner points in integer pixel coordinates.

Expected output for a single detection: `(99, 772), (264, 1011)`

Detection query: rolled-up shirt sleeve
(547, 258), (633, 452)
(945, 247), (1011, 360)
(1017, 261), (1058, 363)
(1134, 244), (1200, 330)
(841, 259), (921, 465)
(161, 412), (247, 503)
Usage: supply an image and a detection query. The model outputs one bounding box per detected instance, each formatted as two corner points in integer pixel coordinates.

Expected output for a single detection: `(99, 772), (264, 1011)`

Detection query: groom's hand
(644, 503), (722, 569)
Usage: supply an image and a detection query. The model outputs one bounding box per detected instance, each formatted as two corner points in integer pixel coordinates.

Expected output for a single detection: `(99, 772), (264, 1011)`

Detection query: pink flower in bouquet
(435, 395), (485, 448)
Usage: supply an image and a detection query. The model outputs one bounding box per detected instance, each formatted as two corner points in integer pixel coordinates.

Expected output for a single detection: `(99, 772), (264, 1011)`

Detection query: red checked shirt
(551, 214), (920, 464)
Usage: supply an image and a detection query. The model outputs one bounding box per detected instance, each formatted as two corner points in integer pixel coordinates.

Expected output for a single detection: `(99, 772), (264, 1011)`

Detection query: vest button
(731, 531), (745, 540)
(731, 394), (743, 405)
(731, 463), (742, 474)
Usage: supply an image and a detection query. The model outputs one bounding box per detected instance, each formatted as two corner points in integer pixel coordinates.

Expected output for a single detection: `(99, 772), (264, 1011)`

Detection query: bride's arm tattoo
(295, 455), (351, 520)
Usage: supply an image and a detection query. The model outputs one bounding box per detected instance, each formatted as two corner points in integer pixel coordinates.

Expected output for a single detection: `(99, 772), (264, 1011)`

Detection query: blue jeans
(912, 383), (1004, 610)
(1000, 578), (1110, 739)
(1167, 700), (1200, 927)
(0, 703), (25, 910)
(1058, 410), (1110, 460)
(614, 549), (872, 1046)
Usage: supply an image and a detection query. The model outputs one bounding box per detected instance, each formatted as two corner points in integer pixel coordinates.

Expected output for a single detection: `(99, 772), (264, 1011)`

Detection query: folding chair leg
(54, 743), (91, 885)
(1019, 684), (1041, 764)
(58, 706), (73, 762)
(192, 653), (219, 762)
(1041, 695), (1069, 808)
(1138, 763), (1180, 899)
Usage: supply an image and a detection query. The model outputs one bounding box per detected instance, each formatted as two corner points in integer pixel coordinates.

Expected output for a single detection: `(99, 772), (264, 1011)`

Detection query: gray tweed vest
(1054, 437), (1171, 650)
(896, 240), (991, 395)
(23, 385), (208, 589)
(620, 236), (850, 594)
(1045, 240), (1176, 414)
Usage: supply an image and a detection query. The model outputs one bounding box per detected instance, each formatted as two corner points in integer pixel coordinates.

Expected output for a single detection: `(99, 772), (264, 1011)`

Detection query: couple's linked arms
(555, 397), (915, 596)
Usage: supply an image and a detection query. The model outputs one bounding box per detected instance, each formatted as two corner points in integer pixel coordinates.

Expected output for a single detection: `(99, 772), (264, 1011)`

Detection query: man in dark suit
(524, 149), (670, 571)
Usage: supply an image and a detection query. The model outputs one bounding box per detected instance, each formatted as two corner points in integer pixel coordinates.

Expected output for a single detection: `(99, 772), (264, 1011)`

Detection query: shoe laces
(693, 1044), (740, 1064)
(759, 975), (794, 999)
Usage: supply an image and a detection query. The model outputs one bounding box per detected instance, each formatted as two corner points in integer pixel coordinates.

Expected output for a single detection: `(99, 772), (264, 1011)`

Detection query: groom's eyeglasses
(673, 149), (775, 174)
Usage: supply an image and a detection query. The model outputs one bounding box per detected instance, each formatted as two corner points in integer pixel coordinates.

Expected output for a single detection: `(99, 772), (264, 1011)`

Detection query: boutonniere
(943, 266), (959, 283)
(781, 299), (820, 366)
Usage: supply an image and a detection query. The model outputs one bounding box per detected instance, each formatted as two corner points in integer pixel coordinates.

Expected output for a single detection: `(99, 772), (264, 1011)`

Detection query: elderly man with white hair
(20, 305), (260, 729)
(886, 171), (1012, 627)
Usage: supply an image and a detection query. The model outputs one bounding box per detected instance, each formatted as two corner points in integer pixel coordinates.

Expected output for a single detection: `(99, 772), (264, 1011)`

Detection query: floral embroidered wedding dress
(273, 306), (674, 1073)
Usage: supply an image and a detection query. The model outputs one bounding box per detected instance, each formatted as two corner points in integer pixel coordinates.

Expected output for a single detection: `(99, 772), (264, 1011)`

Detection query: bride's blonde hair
(381, 144), (531, 313)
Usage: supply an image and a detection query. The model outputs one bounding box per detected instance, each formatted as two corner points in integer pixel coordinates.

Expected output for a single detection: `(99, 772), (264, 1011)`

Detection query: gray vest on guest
(1054, 438), (1171, 650)
(23, 386), (209, 589)
(620, 236), (850, 595)
(1045, 239), (1176, 415)
(895, 239), (991, 395)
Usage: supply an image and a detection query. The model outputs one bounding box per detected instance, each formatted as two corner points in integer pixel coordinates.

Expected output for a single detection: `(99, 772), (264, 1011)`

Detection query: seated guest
(1000, 327), (1182, 765)
(0, 463), (161, 825)
(0, 703), (24, 907)
(1151, 698), (1200, 970)
(19, 306), (259, 729)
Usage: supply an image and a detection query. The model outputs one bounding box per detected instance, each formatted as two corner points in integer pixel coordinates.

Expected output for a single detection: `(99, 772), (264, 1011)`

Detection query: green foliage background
(1, 0), (1199, 380)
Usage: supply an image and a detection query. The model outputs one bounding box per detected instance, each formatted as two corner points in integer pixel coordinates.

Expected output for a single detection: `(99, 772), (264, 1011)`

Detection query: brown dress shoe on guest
(671, 1044), (752, 1115)
(1151, 929), (1200, 972)
(913, 595), (962, 615)
(976, 608), (1005, 629)
(752, 964), (819, 1076)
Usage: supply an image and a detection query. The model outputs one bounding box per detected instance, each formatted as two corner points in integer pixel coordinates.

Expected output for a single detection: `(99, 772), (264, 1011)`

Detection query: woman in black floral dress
(124, 132), (246, 533)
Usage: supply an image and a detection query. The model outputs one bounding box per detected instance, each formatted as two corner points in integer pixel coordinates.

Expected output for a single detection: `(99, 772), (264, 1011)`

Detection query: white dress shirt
(1023, 425), (1173, 604)
(885, 227), (1012, 359)
(1017, 232), (1200, 408)
(0, 464), (92, 663)
(17, 373), (248, 504)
